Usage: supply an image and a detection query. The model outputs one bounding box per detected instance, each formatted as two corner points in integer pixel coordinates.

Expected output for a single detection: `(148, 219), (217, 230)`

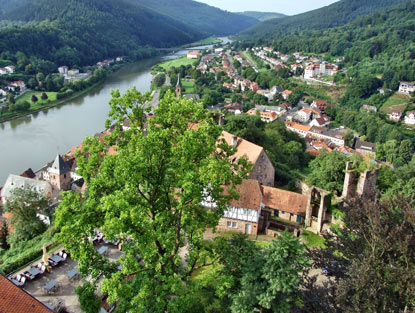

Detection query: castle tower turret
(48, 154), (71, 191)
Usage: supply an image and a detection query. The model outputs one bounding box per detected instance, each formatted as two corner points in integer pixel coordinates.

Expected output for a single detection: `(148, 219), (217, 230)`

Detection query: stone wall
(250, 150), (275, 187)
(217, 218), (259, 236)
(342, 161), (379, 201)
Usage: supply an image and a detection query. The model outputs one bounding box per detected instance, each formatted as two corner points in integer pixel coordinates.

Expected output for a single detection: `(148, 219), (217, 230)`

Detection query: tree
(0, 221), (10, 250)
(75, 282), (102, 313)
(344, 130), (355, 147)
(320, 196), (415, 313)
(307, 152), (348, 194)
(41, 92), (48, 100)
(36, 72), (45, 83)
(54, 89), (250, 313)
(7, 93), (15, 105)
(31, 94), (38, 103)
(5, 185), (50, 246)
(27, 78), (38, 89)
(230, 232), (309, 313)
(224, 114), (266, 147)
(153, 73), (166, 87)
(399, 139), (413, 164)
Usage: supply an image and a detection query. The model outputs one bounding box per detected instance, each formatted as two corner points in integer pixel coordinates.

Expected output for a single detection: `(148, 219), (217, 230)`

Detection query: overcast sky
(196, 0), (339, 15)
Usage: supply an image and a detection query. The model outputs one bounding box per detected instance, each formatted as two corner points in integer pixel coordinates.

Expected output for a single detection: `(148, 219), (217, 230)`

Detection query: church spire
(175, 73), (182, 97)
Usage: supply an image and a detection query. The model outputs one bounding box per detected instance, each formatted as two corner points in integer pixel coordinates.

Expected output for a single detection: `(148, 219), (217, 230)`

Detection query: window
(227, 221), (232, 228)
(290, 213), (294, 217)
(232, 222), (237, 228)
(274, 210), (279, 217)
(296, 215), (302, 223)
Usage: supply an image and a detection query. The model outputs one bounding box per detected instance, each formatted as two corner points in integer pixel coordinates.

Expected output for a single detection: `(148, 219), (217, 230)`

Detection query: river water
(0, 37), (231, 184)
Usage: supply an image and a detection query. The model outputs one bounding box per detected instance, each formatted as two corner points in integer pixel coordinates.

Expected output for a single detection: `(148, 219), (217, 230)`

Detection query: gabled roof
(355, 140), (376, 152)
(20, 168), (36, 179)
(50, 154), (71, 175)
(261, 186), (308, 215)
(229, 179), (262, 211)
(221, 131), (264, 165)
(0, 274), (53, 313)
(1, 175), (52, 202)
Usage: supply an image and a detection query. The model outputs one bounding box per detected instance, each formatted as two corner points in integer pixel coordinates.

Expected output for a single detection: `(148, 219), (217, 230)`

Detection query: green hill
(240, 0), (408, 40)
(255, 1), (415, 88)
(0, 0), (202, 66)
(133, 0), (258, 36)
(236, 11), (286, 22)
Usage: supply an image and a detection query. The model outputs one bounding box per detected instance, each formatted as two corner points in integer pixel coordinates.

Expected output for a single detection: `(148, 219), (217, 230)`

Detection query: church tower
(48, 154), (71, 191)
(175, 73), (182, 97)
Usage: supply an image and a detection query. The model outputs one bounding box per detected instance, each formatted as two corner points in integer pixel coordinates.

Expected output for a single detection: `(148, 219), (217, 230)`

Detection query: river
(0, 37), (231, 184)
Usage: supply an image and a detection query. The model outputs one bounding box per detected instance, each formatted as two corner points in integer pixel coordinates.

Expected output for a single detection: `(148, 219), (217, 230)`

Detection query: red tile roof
(261, 186), (308, 215)
(0, 274), (53, 313)
(229, 179), (262, 211)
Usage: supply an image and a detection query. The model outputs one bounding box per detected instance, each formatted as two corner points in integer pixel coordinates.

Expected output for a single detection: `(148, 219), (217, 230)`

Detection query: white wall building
(404, 111), (415, 125)
(399, 82), (415, 95)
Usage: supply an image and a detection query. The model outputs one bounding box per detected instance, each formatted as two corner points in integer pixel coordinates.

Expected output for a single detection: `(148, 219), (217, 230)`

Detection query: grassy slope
(159, 57), (195, 71)
(381, 93), (410, 113)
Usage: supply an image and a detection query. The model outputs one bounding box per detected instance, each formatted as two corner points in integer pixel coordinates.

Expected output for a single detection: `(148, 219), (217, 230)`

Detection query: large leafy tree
(54, 89), (250, 313)
(230, 232), (309, 313)
(4, 185), (50, 246)
(314, 196), (415, 313)
(306, 152), (348, 194)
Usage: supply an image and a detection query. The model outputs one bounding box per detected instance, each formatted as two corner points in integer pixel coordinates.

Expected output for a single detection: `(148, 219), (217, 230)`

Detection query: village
(0, 42), (413, 312)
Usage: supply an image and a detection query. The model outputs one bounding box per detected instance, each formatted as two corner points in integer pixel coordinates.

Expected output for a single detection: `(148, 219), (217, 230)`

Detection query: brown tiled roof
(221, 131), (263, 165)
(0, 274), (53, 313)
(261, 186), (308, 215)
(229, 179), (262, 211)
(285, 122), (312, 132)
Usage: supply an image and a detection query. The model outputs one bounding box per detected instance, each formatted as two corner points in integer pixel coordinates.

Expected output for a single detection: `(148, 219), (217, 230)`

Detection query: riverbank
(0, 80), (104, 124)
(179, 36), (222, 49)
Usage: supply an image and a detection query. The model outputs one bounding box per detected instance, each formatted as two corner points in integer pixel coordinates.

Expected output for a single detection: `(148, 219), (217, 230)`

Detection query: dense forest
(0, 0), (202, 67)
(134, 0), (258, 37)
(240, 0), (408, 39)
(0, 0), (257, 67)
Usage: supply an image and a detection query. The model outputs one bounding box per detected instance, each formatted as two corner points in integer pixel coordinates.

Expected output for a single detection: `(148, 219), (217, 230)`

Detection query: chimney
(232, 136), (238, 147)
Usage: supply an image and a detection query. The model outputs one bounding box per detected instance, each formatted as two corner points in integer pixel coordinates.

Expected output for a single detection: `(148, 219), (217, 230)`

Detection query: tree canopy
(54, 90), (250, 313)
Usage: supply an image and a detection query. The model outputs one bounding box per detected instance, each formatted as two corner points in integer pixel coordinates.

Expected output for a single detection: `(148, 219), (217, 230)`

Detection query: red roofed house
(311, 99), (330, 112)
(282, 90), (293, 100)
(261, 186), (308, 225)
(221, 131), (275, 187)
(247, 109), (278, 123)
(0, 274), (53, 313)
(187, 51), (201, 59)
(216, 179), (264, 235)
(285, 121), (311, 137)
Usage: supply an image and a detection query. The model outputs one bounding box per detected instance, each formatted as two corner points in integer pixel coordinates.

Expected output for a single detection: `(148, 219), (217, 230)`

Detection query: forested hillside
(240, 0), (408, 40)
(134, 0), (258, 37)
(240, 1), (415, 85)
(236, 11), (286, 22)
(0, 0), (202, 66)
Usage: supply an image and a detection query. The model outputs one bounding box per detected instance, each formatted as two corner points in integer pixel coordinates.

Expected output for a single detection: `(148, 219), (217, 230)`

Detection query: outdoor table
(28, 267), (41, 277)
(97, 246), (108, 255)
(44, 280), (58, 293)
(66, 268), (79, 280)
(50, 254), (64, 264)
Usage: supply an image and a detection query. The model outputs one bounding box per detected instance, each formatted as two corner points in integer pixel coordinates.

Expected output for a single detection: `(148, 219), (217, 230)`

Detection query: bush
(41, 92), (48, 100)
(31, 94), (38, 103)
(0, 229), (56, 275)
